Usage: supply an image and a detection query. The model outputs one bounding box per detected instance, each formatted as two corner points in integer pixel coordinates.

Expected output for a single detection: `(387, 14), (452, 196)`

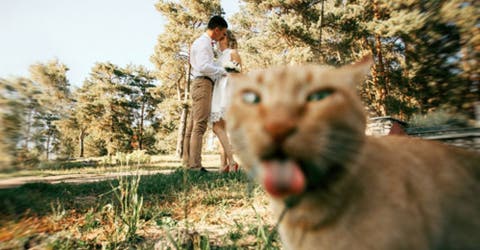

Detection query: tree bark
(79, 129), (85, 158)
(176, 105), (188, 158)
(25, 109), (33, 150)
(46, 133), (51, 161)
(109, 104), (115, 158)
(176, 60), (192, 158)
(372, 0), (387, 116)
(318, 0), (325, 56)
(139, 102), (145, 150)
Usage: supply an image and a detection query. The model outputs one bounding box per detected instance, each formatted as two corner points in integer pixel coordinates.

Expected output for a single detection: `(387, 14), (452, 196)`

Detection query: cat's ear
(352, 54), (373, 74)
(226, 73), (244, 97)
(228, 73), (244, 87)
(345, 54), (373, 86)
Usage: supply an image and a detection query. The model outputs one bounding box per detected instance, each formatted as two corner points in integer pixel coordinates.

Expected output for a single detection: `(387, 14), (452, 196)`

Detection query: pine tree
(81, 62), (136, 158)
(0, 78), (24, 168)
(0, 77), (44, 166)
(233, 0), (478, 120)
(381, 0), (478, 117)
(124, 65), (160, 151)
(29, 59), (71, 160)
(55, 87), (92, 158)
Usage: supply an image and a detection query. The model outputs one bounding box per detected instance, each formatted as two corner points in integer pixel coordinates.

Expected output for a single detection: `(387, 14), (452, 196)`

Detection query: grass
(0, 158), (281, 249)
(0, 154), (220, 179)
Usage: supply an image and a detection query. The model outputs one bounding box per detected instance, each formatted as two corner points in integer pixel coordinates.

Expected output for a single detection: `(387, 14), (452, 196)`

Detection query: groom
(183, 16), (228, 172)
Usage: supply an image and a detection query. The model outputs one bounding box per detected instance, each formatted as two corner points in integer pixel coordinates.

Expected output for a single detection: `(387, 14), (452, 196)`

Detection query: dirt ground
(0, 154), (224, 189)
(0, 166), (226, 189)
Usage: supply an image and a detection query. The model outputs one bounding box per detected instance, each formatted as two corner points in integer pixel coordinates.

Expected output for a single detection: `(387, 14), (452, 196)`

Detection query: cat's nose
(263, 118), (297, 143)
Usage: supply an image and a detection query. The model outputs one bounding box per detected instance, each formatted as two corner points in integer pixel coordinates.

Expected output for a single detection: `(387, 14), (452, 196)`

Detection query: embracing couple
(183, 16), (241, 173)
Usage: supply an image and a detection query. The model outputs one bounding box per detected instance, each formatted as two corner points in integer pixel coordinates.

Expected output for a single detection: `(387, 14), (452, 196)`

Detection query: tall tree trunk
(139, 102), (145, 150)
(79, 129), (85, 158)
(176, 105), (189, 158)
(318, 0), (325, 59)
(176, 62), (192, 158)
(46, 133), (51, 161)
(109, 105), (115, 159)
(372, 0), (387, 116)
(176, 76), (183, 101)
(401, 40), (410, 119)
(25, 109), (33, 150)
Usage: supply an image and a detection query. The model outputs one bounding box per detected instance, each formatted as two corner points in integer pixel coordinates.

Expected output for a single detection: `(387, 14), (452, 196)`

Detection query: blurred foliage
(230, 0), (478, 119)
(408, 108), (472, 127)
(0, 62), (161, 170)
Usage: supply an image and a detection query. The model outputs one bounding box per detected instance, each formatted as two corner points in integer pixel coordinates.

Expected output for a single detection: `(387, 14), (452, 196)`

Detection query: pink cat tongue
(261, 160), (306, 198)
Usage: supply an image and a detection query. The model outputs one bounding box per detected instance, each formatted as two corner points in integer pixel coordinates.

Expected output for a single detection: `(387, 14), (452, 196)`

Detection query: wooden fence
(367, 117), (480, 152)
(406, 126), (480, 152)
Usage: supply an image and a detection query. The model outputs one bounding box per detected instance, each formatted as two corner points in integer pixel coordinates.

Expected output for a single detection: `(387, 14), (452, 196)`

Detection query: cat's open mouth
(258, 148), (306, 198)
(259, 147), (342, 200)
(259, 159), (306, 199)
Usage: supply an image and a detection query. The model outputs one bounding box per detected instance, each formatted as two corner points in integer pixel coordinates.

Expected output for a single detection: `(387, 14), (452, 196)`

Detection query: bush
(408, 109), (471, 128)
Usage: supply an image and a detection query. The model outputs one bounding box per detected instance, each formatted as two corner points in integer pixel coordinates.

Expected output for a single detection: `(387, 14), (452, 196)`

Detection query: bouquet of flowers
(212, 44), (222, 59)
(223, 61), (241, 73)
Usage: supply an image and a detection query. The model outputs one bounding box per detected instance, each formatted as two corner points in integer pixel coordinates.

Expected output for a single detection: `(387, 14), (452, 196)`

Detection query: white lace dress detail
(210, 49), (233, 123)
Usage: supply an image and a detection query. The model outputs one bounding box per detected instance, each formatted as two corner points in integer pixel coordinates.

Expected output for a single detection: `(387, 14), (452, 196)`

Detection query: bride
(211, 30), (241, 173)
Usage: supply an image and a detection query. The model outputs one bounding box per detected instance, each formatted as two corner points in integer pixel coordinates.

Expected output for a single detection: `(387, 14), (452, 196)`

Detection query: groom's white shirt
(190, 33), (227, 82)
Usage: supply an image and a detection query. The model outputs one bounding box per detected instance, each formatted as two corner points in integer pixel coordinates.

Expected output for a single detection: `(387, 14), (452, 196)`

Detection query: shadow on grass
(0, 169), (252, 219)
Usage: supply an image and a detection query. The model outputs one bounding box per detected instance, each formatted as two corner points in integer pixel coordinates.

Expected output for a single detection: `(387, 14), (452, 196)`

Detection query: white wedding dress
(210, 49), (233, 123)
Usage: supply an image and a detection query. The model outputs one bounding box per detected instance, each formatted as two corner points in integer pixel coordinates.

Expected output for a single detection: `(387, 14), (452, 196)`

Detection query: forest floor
(0, 154), (281, 249)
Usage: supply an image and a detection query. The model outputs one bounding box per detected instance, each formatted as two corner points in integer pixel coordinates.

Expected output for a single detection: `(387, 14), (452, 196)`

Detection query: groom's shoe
(188, 167), (209, 173)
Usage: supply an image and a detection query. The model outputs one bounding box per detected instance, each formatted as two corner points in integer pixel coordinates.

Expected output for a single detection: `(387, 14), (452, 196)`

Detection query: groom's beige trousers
(183, 77), (213, 168)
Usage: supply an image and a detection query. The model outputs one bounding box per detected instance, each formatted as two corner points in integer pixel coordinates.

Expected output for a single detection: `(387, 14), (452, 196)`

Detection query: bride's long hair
(226, 30), (238, 49)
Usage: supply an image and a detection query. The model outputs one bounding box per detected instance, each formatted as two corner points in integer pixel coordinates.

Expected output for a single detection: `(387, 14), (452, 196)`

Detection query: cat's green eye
(307, 89), (333, 102)
(242, 91), (261, 104)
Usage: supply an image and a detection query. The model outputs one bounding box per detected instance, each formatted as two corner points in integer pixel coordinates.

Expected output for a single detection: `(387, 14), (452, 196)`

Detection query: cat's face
(226, 57), (372, 201)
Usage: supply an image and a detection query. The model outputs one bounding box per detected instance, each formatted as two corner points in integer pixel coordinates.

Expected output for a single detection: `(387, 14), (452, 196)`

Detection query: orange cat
(226, 56), (480, 250)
